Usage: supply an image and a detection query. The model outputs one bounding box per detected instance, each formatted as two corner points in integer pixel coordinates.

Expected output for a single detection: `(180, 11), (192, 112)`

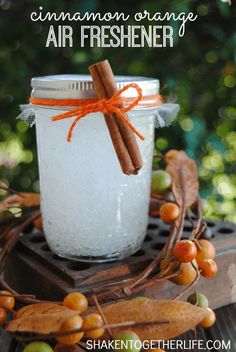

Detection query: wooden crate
(4, 218), (236, 309)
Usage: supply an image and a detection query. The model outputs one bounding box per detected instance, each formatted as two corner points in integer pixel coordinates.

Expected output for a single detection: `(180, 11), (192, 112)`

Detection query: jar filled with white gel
(20, 74), (178, 262)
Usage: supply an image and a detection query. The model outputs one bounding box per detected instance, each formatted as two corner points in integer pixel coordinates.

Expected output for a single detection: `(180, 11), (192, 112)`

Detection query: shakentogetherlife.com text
(86, 339), (231, 351)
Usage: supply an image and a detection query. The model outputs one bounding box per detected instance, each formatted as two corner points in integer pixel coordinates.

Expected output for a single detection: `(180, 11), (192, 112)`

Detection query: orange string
(29, 83), (163, 142)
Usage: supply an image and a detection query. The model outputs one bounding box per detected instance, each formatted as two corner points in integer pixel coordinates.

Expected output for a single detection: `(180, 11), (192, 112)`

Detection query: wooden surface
(4, 218), (236, 309)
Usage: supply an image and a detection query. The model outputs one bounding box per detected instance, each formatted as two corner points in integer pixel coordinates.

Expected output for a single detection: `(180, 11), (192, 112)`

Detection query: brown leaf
(166, 151), (198, 208)
(102, 299), (206, 340)
(1, 192), (40, 209)
(7, 303), (78, 334)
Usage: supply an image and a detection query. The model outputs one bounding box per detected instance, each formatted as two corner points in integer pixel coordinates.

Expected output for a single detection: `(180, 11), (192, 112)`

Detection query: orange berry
(63, 292), (88, 314)
(0, 291), (15, 310)
(147, 349), (166, 352)
(196, 239), (216, 262)
(200, 308), (216, 328)
(165, 149), (179, 163)
(173, 240), (197, 263)
(0, 307), (7, 326)
(57, 315), (84, 346)
(82, 313), (104, 339)
(34, 216), (43, 231)
(198, 259), (217, 278)
(160, 259), (198, 286)
(159, 203), (180, 223)
(172, 261), (198, 285)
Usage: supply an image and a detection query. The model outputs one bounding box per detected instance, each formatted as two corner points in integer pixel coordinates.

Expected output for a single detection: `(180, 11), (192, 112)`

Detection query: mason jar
(30, 75), (160, 262)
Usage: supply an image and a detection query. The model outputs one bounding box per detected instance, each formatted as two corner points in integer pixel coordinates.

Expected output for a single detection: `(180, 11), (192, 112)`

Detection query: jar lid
(31, 74), (159, 100)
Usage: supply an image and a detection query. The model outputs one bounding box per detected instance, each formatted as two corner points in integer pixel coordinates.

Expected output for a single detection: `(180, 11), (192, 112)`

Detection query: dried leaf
(7, 303), (78, 334)
(102, 299), (206, 340)
(1, 192), (40, 209)
(166, 151), (198, 208)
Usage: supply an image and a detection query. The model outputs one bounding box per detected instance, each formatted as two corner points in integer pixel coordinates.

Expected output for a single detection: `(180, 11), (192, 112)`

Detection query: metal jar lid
(31, 74), (160, 100)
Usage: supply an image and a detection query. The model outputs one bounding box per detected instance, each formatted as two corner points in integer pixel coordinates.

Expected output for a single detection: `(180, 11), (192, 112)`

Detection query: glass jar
(31, 75), (159, 262)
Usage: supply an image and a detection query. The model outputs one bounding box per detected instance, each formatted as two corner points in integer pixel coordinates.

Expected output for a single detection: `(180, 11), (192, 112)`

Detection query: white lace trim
(17, 103), (179, 129)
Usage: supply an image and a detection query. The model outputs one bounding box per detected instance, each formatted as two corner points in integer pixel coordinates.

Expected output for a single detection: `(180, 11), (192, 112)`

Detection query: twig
(0, 214), (29, 244)
(189, 197), (203, 240)
(195, 222), (207, 240)
(175, 170), (187, 242)
(151, 192), (174, 203)
(0, 293), (35, 299)
(119, 225), (178, 294)
(90, 195), (185, 302)
(176, 208), (186, 242)
(193, 239), (201, 251)
(0, 185), (24, 197)
(165, 222), (178, 258)
(0, 275), (18, 295)
(92, 295), (112, 338)
(119, 251), (164, 293)
(12, 320), (169, 342)
(0, 210), (41, 274)
(91, 271), (179, 303)
(0, 273), (60, 305)
(186, 208), (195, 229)
(131, 271), (179, 294)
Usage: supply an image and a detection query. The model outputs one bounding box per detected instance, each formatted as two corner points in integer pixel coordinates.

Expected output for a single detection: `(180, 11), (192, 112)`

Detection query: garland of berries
(0, 150), (217, 352)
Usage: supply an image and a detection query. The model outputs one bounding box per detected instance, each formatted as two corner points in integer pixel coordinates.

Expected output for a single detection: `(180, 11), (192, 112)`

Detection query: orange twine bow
(30, 83), (146, 142)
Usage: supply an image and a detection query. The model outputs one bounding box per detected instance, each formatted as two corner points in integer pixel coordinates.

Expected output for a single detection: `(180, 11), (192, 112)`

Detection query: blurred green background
(0, 0), (235, 221)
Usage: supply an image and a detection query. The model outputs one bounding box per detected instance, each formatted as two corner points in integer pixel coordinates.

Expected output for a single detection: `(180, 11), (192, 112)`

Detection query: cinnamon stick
(89, 60), (143, 175)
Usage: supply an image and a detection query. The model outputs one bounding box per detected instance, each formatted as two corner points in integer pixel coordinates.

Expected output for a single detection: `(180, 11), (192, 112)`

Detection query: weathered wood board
(4, 218), (236, 310)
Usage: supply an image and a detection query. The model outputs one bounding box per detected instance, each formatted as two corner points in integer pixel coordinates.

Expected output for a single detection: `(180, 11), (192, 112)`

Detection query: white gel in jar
(31, 75), (159, 262)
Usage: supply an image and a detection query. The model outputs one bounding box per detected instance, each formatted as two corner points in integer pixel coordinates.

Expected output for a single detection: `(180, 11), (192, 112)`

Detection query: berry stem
(165, 222), (178, 258)
(189, 197), (204, 240)
(195, 222), (207, 240)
